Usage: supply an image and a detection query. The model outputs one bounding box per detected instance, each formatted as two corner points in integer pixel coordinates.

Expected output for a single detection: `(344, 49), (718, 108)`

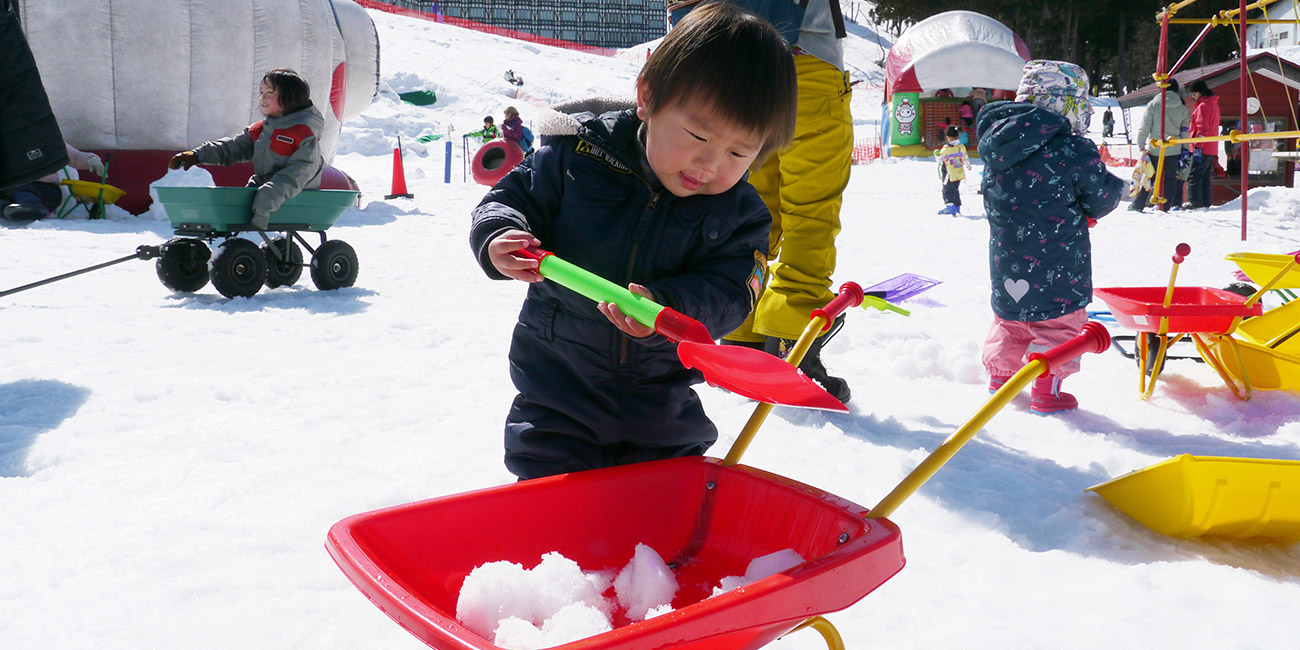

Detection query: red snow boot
(988, 374), (1012, 393)
(1030, 375), (1077, 414)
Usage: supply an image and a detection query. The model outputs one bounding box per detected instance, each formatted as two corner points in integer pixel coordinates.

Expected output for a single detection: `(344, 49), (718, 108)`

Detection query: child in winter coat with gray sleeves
(169, 68), (324, 230)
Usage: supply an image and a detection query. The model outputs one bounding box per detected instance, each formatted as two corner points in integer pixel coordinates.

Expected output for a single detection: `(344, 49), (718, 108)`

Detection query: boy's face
(637, 84), (762, 198)
(259, 80), (284, 118)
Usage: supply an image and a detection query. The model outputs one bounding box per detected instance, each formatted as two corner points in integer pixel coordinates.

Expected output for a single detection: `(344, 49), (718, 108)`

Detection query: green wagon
(152, 187), (360, 298)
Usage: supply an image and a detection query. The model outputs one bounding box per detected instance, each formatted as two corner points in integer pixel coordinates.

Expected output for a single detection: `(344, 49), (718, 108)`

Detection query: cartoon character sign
(896, 98), (918, 136)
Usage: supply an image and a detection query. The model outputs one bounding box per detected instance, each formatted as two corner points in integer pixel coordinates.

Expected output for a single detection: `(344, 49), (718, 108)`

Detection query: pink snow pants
(982, 309), (1089, 379)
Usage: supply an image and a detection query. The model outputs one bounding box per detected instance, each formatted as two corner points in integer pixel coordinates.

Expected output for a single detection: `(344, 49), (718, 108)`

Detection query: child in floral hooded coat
(976, 60), (1123, 414)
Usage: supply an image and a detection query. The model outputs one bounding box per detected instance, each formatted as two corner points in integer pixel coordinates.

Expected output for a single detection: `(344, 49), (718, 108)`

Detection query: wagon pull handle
(0, 245), (159, 299)
(866, 322), (1111, 520)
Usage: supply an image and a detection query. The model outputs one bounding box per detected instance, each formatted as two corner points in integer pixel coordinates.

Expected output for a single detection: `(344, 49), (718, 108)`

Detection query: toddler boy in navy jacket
(469, 3), (797, 479)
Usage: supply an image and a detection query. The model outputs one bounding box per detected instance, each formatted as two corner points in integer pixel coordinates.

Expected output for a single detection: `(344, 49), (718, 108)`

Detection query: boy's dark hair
(484, 115), (495, 124)
(639, 2), (796, 161)
(263, 68), (312, 114)
(945, 125), (960, 139)
(1165, 77), (1180, 95)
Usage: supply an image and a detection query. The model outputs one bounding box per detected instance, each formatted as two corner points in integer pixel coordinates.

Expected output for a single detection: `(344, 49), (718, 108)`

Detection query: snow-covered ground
(3, 7), (1299, 650)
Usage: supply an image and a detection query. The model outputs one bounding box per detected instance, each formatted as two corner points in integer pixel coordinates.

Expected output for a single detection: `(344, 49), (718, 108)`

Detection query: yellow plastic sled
(1088, 454), (1300, 541)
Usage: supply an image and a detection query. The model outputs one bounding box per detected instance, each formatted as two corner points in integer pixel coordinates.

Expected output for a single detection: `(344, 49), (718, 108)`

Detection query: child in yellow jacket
(935, 124), (970, 215)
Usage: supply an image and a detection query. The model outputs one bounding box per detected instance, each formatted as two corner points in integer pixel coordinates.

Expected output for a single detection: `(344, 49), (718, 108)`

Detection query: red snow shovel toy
(513, 248), (847, 412)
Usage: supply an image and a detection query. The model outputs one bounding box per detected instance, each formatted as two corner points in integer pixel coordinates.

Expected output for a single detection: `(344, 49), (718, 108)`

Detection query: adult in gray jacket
(1131, 78), (1190, 212)
(169, 68), (324, 229)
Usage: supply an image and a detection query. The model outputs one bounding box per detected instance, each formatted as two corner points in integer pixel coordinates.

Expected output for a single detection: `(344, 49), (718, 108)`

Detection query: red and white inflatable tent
(884, 10), (1031, 99)
(18, 0), (380, 214)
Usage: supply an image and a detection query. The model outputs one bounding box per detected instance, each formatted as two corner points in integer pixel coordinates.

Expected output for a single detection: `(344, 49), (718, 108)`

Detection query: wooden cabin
(1118, 54), (1300, 205)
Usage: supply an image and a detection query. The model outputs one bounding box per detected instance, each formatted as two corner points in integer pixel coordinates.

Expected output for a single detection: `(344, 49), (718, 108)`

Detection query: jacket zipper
(620, 189), (661, 365)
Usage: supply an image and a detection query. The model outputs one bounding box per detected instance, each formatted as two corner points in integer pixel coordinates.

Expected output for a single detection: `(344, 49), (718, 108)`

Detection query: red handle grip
(1171, 242), (1191, 264)
(1026, 321), (1111, 375)
(811, 282), (865, 331)
(514, 247), (550, 262)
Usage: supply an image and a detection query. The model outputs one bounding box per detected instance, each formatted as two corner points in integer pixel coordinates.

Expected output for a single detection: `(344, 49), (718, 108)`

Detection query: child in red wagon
(169, 68), (324, 230)
(470, 3), (797, 480)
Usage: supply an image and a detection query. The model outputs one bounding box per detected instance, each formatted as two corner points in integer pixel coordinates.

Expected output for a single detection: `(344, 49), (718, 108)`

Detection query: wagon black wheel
(155, 237), (210, 293)
(310, 239), (358, 291)
(210, 238), (267, 298)
(262, 237), (303, 289)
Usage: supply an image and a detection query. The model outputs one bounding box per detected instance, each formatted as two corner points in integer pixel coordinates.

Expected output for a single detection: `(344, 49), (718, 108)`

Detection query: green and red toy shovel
(514, 248), (849, 412)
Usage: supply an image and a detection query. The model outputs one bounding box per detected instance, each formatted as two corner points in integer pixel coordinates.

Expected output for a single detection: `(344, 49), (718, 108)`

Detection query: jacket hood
(535, 97), (637, 139)
(976, 101), (1074, 171)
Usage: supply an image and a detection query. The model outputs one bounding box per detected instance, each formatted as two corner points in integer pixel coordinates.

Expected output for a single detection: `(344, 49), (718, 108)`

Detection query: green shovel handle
(514, 248), (714, 344)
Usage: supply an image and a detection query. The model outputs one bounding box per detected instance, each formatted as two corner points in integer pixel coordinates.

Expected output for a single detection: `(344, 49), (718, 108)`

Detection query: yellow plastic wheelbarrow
(1088, 455), (1300, 541)
(58, 178), (125, 219)
(1196, 298), (1300, 391)
(1189, 252), (1300, 397)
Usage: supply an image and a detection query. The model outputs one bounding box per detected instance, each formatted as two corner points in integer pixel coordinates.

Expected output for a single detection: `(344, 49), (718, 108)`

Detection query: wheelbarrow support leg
(783, 616), (845, 650)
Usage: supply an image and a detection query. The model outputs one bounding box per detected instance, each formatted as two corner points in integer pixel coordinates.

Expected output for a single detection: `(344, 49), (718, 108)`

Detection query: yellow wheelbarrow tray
(61, 178), (126, 205)
(1226, 252), (1300, 289)
(1087, 455), (1300, 542)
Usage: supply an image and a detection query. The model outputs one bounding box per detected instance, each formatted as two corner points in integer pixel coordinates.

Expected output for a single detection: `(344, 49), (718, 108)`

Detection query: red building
(1118, 53), (1300, 205)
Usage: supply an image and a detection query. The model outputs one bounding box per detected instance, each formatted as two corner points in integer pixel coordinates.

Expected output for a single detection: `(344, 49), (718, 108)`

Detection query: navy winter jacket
(977, 101), (1124, 322)
(470, 108), (771, 475)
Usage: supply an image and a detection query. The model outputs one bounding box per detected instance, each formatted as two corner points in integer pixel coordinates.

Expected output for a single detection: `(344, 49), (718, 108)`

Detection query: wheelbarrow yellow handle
(866, 322), (1111, 520)
(1159, 243), (1191, 335)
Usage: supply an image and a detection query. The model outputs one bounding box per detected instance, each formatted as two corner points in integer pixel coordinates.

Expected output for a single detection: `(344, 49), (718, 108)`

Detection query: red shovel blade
(677, 342), (849, 412)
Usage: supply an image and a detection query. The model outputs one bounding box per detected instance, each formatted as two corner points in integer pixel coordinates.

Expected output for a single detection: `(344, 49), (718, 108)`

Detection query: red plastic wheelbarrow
(1093, 244), (1264, 400)
(327, 288), (1111, 650)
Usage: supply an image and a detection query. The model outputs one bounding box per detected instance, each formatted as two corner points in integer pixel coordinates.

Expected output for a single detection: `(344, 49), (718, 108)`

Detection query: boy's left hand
(598, 283), (656, 338)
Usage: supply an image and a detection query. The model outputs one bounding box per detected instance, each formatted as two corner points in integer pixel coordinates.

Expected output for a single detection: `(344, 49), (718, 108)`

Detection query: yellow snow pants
(725, 54), (854, 343)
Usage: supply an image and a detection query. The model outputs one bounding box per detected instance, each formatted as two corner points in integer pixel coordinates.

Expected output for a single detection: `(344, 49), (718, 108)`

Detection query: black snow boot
(3, 203), (48, 222)
(764, 313), (851, 404)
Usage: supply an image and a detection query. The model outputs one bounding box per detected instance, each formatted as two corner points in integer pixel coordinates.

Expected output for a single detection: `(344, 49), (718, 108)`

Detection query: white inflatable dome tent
(883, 10), (1030, 157)
(18, 0), (380, 214)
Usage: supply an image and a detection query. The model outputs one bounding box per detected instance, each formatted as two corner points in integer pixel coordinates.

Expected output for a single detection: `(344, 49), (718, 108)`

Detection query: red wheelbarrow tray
(152, 186), (359, 232)
(326, 456), (905, 650)
(1093, 286), (1262, 333)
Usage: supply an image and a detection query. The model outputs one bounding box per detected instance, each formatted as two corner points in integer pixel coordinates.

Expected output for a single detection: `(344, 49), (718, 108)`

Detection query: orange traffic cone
(385, 138), (414, 199)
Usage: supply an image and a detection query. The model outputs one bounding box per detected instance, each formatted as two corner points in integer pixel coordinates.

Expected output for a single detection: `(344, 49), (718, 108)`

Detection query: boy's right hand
(489, 229), (544, 282)
(169, 151), (198, 170)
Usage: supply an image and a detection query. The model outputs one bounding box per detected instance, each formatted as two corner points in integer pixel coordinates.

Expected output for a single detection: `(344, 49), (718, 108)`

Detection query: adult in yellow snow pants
(725, 54), (854, 343)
